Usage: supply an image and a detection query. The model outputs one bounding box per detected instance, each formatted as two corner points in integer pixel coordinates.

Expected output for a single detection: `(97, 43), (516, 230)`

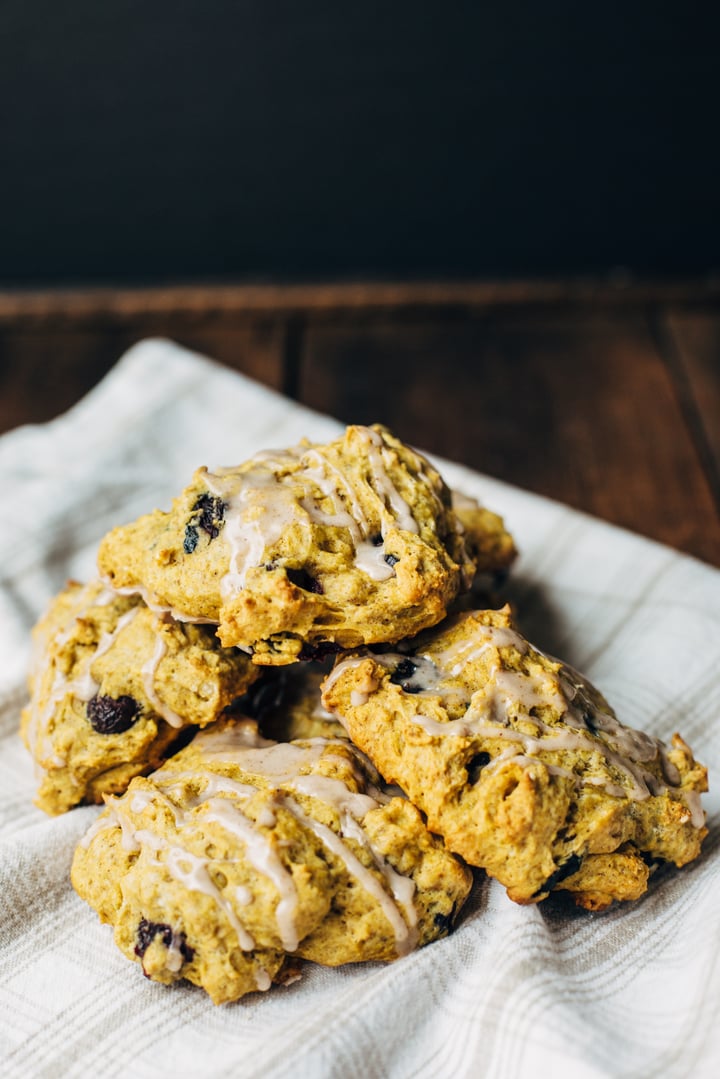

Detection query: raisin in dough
(71, 720), (472, 1004)
(97, 425), (479, 664)
(21, 580), (258, 814)
(321, 606), (708, 910)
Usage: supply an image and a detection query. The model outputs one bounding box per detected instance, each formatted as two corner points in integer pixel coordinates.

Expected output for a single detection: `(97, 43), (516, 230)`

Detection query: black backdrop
(1, 1), (717, 284)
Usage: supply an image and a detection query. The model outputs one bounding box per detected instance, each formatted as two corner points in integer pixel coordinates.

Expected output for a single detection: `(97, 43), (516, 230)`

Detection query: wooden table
(1, 280), (718, 567)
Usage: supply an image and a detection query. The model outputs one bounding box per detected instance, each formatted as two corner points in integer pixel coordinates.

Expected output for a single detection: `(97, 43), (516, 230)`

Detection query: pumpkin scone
(71, 719), (472, 1004)
(97, 425), (479, 664)
(21, 580), (258, 814)
(321, 606), (708, 910)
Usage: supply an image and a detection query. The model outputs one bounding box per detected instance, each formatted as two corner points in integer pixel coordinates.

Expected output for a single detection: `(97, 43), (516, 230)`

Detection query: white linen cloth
(1, 339), (718, 1079)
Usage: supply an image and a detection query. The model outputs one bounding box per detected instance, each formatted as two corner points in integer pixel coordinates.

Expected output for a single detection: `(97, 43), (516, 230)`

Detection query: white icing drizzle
(322, 656), (372, 700)
(152, 769), (258, 804)
(194, 734), (328, 780)
(202, 426), (424, 594)
(391, 618), (705, 825)
(480, 749), (581, 786)
(193, 720), (276, 755)
(302, 445), (393, 581)
(434, 623), (528, 678)
(141, 629), (186, 729)
(411, 686), (686, 806)
(369, 652), (445, 696)
(165, 931), (189, 973)
(339, 812), (418, 946)
(326, 618), (705, 830)
(204, 796), (300, 951)
(107, 581), (218, 625)
(204, 459), (300, 594)
(283, 796), (416, 957)
(79, 730), (421, 964)
(680, 790), (706, 830)
(165, 846), (256, 950)
(360, 427), (420, 536)
(348, 663), (381, 707)
(288, 773), (379, 820)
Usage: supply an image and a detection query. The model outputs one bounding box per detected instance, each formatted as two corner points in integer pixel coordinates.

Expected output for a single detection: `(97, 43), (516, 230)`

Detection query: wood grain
(299, 312), (720, 565)
(0, 323), (284, 433)
(659, 311), (720, 505)
(1, 279), (719, 326)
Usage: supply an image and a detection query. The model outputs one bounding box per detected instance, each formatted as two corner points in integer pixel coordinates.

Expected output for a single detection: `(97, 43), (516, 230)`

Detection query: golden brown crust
(451, 492), (517, 576)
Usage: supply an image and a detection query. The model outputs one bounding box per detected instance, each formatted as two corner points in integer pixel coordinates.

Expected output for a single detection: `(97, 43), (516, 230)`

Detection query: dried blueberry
(384, 553), (400, 567)
(184, 492), (226, 553)
(183, 525), (199, 554)
(370, 533), (383, 547)
(134, 919), (194, 963)
(390, 658), (420, 692)
(298, 641), (343, 662)
(193, 493), (225, 538)
(87, 694), (140, 735)
(286, 568), (323, 594)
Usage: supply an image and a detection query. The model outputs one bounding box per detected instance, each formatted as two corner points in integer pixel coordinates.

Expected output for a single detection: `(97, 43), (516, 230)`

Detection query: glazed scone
(21, 580), (258, 814)
(451, 491), (517, 578)
(97, 425), (476, 664)
(71, 720), (472, 1004)
(321, 606), (708, 910)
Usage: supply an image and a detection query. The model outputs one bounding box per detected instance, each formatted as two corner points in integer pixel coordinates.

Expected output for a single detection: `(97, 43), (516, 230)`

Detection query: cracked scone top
(97, 425), (484, 664)
(21, 580), (258, 814)
(321, 606), (708, 910)
(71, 720), (472, 1004)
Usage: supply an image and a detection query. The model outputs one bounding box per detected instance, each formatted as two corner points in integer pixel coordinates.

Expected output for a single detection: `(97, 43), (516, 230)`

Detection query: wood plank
(299, 313), (720, 565)
(0, 323), (285, 435)
(1, 279), (720, 327)
(659, 311), (720, 506)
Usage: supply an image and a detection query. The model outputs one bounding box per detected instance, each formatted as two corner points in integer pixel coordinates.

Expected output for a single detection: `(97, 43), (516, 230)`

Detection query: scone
(97, 425), (478, 664)
(71, 719), (473, 1004)
(321, 606), (708, 910)
(21, 580), (258, 814)
(451, 491), (517, 579)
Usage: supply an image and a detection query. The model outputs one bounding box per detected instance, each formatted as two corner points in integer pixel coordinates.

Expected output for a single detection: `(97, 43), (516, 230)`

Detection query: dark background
(0, 1), (718, 285)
